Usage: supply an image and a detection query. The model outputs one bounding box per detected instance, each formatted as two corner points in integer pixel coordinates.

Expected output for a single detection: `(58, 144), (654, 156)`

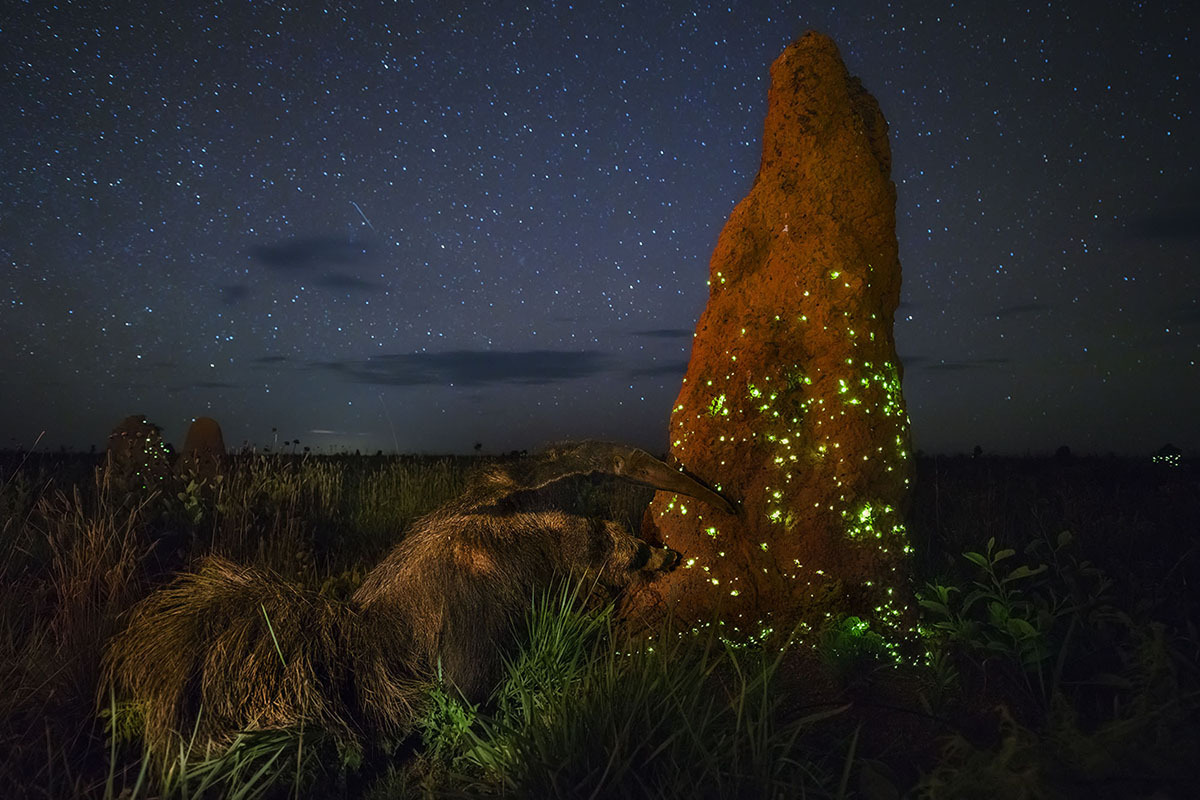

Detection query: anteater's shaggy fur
(103, 557), (420, 755)
(103, 442), (734, 756)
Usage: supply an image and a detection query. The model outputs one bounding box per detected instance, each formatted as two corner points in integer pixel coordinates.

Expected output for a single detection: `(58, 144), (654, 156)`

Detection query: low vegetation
(1, 449), (1196, 797)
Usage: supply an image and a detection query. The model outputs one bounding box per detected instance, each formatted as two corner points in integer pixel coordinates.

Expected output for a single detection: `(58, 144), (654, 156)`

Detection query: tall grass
(0, 452), (471, 798)
(178, 454), (471, 578)
(1, 471), (152, 797)
(102, 694), (329, 800)
(1, 451), (1197, 798)
(408, 583), (851, 799)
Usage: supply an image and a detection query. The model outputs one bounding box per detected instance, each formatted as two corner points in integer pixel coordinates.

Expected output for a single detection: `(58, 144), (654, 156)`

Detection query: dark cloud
(920, 358), (1010, 372)
(254, 355), (290, 365)
(629, 328), (693, 339)
(1129, 211), (1200, 239)
(899, 354), (1010, 372)
(248, 236), (373, 270)
(315, 273), (387, 293)
(993, 303), (1046, 318)
(167, 380), (240, 392)
(1127, 182), (1200, 239)
(220, 284), (250, 305)
(319, 349), (614, 387)
(631, 359), (689, 376)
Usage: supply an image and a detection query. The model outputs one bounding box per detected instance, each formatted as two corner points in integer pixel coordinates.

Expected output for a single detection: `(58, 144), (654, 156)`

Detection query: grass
(403, 583), (851, 798)
(0, 449), (1197, 798)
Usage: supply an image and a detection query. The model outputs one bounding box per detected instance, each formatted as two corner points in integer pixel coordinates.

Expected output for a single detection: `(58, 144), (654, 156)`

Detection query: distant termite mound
(106, 414), (173, 494)
(177, 416), (227, 478)
(627, 33), (916, 652)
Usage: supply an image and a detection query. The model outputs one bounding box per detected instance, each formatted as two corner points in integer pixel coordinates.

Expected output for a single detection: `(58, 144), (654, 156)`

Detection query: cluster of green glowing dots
(842, 502), (914, 557)
(680, 618), (780, 649)
(110, 425), (173, 490)
(660, 264), (923, 658)
(135, 436), (172, 488)
(706, 393), (730, 418)
(707, 269), (728, 287)
(1152, 451), (1182, 468)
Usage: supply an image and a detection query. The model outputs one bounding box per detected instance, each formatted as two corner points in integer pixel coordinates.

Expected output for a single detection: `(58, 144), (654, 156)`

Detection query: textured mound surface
(630, 33), (916, 649)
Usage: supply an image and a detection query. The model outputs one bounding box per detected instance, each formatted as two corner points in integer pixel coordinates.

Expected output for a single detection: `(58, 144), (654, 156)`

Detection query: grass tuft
(412, 582), (849, 798)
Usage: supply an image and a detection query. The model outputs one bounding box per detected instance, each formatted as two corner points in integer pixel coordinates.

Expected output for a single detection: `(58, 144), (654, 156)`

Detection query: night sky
(3, 1), (1196, 457)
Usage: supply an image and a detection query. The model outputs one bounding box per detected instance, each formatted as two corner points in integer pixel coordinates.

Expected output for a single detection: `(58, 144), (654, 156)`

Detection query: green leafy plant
(171, 469), (224, 529)
(917, 533), (1099, 703)
(923, 536), (1049, 662)
(416, 667), (483, 771)
(914, 529), (1200, 797)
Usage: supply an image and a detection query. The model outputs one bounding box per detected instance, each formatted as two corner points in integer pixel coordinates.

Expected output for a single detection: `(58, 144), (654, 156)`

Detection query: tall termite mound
(630, 33), (915, 650)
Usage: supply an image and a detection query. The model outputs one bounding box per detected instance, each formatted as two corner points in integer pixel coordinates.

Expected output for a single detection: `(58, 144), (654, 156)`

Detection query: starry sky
(3, 1), (1196, 456)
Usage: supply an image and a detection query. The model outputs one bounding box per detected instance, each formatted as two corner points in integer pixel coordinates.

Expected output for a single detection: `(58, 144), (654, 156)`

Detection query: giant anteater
(103, 441), (735, 755)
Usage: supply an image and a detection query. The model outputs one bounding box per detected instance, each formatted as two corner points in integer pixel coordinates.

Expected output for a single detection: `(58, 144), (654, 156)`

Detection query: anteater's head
(597, 519), (680, 587)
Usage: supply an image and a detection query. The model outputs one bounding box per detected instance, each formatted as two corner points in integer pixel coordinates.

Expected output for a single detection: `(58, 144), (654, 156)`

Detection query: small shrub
(917, 530), (1110, 705)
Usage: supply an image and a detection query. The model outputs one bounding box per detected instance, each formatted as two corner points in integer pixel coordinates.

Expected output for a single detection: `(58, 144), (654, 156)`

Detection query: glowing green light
(707, 393), (729, 417)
